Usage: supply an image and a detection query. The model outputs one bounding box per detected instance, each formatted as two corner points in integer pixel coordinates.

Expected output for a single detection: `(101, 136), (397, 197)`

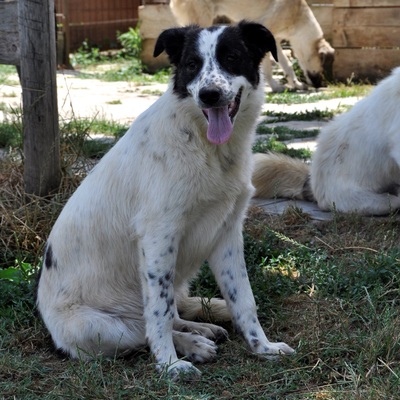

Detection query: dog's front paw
(257, 341), (295, 360)
(160, 360), (201, 382)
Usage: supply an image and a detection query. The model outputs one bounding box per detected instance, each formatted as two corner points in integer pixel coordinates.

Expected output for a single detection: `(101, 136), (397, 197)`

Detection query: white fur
(311, 67), (400, 215)
(37, 25), (294, 380)
(252, 67), (400, 215)
(170, 0), (335, 92)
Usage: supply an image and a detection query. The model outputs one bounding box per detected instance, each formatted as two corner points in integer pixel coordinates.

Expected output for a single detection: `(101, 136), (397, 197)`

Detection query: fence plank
(333, 7), (400, 27)
(333, 26), (400, 48)
(19, 0), (61, 196)
(0, 0), (20, 65)
(335, 0), (400, 6)
(333, 48), (400, 81)
(309, 3), (334, 41)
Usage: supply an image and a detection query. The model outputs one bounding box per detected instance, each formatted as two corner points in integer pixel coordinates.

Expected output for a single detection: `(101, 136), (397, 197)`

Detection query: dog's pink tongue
(206, 106), (233, 145)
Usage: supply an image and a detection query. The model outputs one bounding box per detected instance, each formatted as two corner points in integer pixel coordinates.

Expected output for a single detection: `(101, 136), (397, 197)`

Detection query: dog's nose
(199, 87), (222, 106)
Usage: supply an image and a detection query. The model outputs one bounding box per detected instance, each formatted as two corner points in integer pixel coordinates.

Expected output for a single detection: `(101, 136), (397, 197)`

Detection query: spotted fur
(36, 21), (294, 381)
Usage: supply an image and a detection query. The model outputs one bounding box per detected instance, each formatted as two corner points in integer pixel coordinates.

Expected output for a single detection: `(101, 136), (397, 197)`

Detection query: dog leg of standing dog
(263, 44), (307, 92)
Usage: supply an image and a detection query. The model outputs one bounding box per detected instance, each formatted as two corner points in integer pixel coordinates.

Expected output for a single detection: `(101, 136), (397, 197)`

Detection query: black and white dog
(37, 21), (294, 379)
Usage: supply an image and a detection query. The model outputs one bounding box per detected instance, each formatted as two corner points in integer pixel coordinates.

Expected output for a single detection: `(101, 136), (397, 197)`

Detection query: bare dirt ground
(1, 69), (360, 138)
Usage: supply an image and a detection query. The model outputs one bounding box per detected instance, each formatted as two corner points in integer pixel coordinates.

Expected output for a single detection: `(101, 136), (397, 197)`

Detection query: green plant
(265, 84), (372, 105)
(262, 109), (336, 123)
(117, 26), (142, 59)
(70, 40), (108, 68)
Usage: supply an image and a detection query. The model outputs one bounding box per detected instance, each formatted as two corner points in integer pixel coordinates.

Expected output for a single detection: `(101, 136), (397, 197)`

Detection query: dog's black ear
(238, 20), (278, 64)
(153, 26), (198, 65)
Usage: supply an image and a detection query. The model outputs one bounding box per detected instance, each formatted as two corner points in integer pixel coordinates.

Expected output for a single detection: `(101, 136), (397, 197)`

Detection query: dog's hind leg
(43, 307), (147, 360)
(318, 187), (400, 215)
(172, 331), (218, 363)
(177, 296), (231, 322)
(171, 316), (228, 363)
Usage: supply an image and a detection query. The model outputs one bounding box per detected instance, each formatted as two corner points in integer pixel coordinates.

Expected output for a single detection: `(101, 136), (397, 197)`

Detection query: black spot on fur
(228, 288), (237, 303)
(165, 272), (172, 281)
(148, 272), (156, 280)
(250, 330), (258, 338)
(44, 244), (56, 270)
(251, 338), (260, 348)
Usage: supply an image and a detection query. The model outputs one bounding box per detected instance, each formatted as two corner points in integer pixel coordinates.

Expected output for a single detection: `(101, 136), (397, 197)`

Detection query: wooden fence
(55, 0), (141, 53)
(139, 0), (400, 82)
(309, 0), (400, 81)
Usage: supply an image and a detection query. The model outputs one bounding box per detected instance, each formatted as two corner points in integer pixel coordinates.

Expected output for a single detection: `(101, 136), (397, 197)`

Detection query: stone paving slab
(251, 198), (333, 221)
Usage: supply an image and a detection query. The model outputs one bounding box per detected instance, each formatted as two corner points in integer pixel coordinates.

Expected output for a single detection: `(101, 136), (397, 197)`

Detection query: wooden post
(0, 0), (20, 66)
(19, 0), (61, 196)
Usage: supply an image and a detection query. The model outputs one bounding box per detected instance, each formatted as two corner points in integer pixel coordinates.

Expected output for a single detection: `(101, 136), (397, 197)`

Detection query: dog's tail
(178, 296), (231, 322)
(252, 152), (314, 201)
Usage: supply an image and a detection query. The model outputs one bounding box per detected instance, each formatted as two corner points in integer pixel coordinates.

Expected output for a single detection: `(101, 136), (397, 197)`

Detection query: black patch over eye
(186, 58), (202, 72)
(225, 53), (239, 63)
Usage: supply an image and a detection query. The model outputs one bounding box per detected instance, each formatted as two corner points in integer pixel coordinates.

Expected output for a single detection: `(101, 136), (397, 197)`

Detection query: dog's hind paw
(256, 341), (295, 360)
(173, 331), (219, 363)
(161, 360), (201, 382)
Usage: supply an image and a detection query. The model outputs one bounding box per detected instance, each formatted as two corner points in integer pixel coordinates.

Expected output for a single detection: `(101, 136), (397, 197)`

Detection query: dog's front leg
(139, 233), (200, 380)
(208, 224), (295, 358)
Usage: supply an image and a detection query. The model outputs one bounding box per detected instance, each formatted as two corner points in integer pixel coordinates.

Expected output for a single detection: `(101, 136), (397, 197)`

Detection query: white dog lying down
(170, 0), (335, 92)
(36, 21), (294, 380)
(253, 67), (400, 216)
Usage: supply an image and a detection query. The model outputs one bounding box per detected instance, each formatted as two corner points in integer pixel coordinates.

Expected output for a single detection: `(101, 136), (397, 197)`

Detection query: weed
(253, 137), (312, 160)
(262, 109), (336, 123)
(265, 84), (372, 105)
(256, 124), (320, 140)
(117, 26), (142, 59)
(106, 99), (122, 105)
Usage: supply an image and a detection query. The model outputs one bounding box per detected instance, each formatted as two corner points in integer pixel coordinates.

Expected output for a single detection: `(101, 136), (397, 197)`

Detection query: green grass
(1, 209), (400, 399)
(262, 109), (337, 123)
(265, 84), (372, 105)
(0, 65), (19, 86)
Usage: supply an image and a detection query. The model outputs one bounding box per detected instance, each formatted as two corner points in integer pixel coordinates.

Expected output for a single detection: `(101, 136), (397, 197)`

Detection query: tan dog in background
(170, 0), (334, 92)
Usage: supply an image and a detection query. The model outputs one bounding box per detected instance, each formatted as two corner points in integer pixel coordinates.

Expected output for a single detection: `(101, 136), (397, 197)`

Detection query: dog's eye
(226, 54), (238, 63)
(186, 59), (200, 71)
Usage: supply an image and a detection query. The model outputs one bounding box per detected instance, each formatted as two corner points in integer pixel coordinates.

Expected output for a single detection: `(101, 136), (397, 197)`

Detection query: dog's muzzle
(201, 88), (243, 145)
